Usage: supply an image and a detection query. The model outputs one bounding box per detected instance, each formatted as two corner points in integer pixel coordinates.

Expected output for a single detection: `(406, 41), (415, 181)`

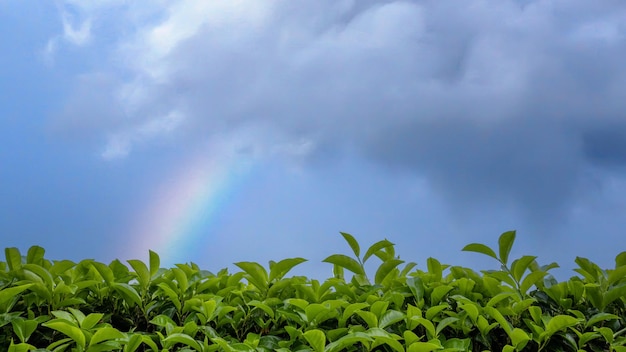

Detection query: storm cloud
(53, 0), (626, 224)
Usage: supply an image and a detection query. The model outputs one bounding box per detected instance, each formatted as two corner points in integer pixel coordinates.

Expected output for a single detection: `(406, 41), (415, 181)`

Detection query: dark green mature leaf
(462, 243), (498, 261)
(340, 232), (360, 259)
(269, 257), (307, 282)
(363, 239), (395, 263)
(498, 231), (516, 265)
(322, 255), (364, 276)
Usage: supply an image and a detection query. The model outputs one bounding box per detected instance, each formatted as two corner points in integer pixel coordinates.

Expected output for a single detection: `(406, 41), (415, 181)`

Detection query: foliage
(1, 231), (625, 351)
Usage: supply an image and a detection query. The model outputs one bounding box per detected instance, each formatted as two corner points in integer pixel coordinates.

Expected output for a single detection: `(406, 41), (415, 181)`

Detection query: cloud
(53, 0), (626, 222)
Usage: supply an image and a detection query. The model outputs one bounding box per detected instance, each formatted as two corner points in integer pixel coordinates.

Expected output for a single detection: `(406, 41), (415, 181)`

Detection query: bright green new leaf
(235, 261), (269, 290)
(89, 327), (125, 346)
(26, 246), (45, 265)
(461, 243), (498, 261)
(585, 312), (620, 328)
(511, 255), (537, 283)
(510, 328), (530, 349)
(407, 340), (443, 352)
(375, 259), (404, 285)
(11, 319), (38, 344)
(322, 254), (364, 276)
(379, 310), (404, 329)
(90, 262), (115, 285)
(112, 283), (142, 307)
(356, 310), (378, 329)
(149, 250), (160, 278)
(498, 231), (516, 265)
(5, 247), (22, 271)
(324, 332), (372, 352)
(520, 270), (547, 295)
(8, 341), (36, 352)
(363, 239), (395, 263)
(268, 257), (307, 282)
(127, 259), (150, 289)
(406, 277), (425, 302)
(435, 317), (459, 336)
(81, 313), (104, 331)
(43, 320), (86, 350)
(340, 232), (361, 259)
(163, 333), (203, 351)
(304, 329), (326, 352)
(543, 315), (580, 338)
(602, 282), (626, 310)
(0, 284), (33, 308)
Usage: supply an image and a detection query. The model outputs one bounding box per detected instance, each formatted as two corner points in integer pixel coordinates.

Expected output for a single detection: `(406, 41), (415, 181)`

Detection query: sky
(2, 0), (626, 280)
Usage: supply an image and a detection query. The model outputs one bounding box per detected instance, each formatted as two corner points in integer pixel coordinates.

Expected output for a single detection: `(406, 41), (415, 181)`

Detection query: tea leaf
(340, 232), (361, 259)
(89, 327), (125, 346)
(25, 246), (45, 265)
(5, 247), (22, 271)
(322, 255), (364, 276)
(303, 329), (325, 352)
(462, 243), (497, 261)
(498, 231), (516, 265)
(43, 320), (86, 350)
(268, 257), (307, 282)
(149, 250), (160, 278)
(374, 259), (403, 285)
(363, 239), (395, 264)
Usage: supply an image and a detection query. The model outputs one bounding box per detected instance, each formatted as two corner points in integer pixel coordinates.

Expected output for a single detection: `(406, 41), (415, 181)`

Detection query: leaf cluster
(0, 231), (625, 351)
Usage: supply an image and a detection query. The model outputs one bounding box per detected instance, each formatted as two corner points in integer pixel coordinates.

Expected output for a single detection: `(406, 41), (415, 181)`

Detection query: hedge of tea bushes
(1, 231), (625, 351)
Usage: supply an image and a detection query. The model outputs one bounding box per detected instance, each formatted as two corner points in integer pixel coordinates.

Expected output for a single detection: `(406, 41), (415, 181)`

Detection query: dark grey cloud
(55, 0), (626, 223)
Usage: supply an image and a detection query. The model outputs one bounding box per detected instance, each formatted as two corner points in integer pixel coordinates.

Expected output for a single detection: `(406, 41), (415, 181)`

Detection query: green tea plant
(0, 231), (624, 351)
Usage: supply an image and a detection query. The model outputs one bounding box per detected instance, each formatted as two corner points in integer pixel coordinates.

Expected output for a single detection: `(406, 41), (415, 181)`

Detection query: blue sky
(2, 0), (626, 279)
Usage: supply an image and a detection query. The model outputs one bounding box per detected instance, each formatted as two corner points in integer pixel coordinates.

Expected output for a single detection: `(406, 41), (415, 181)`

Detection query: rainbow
(123, 151), (252, 265)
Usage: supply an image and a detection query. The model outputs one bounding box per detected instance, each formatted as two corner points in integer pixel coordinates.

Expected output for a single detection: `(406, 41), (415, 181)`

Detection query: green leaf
(0, 284), (33, 308)
(498, 230), (516, 265)
(461, 243), (498, 261)
(511, 255), (537, 283)
(602, 282), (626, 310)
(543, 315), (580, 338)
(25, 246), (45, 265)
(520, 270), (547, 295)
(379, 310), (405, 329)
(91, 261), (115, 285)
(324, 332), (372, 352)
(43, 319), (86, 350)
(615, 251), (626, 267)
(235, 261), (269, 291)
(340, 232), (361, 259)
(322, 254), (365, 276)
(363, 239), (395, 263)
(427, 257), (443, 280)
(81, 313), (104, 331)
(407, 340), (443, 352)
(356, 311), (378, 329)
(8, 342), (36, 352)
(11, 319), (38, 343)
(268, 257), (307, 282)
(89, 327), (125, 346)
(5, 247), (22, 271)
(375, 259), (404, 285)
(435, 316), (459, 336)
(112, 283), (142, 307)
(149, 250), (160, 278)
(406, 276), (425, 302)
(163, 333), (203, 351)
(585, 312), (620, 329)
(510, 328), (530, 349)
(127, 259), (150, 289)
(304, 329), (326, 352)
